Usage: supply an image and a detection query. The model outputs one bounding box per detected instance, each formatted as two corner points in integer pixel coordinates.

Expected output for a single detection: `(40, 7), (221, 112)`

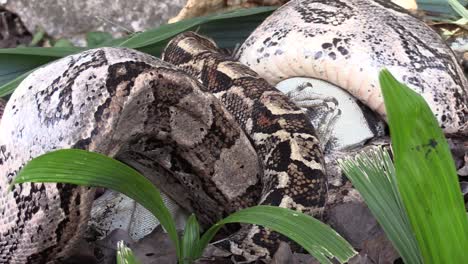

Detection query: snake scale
(1, 0), (467, 263)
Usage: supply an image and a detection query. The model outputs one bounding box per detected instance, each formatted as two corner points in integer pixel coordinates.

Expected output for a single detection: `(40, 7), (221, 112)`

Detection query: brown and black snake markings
(0, 36), (325, 263)
(0, 47), (269, 263)
(163, 32), (326, 259)
(1, 0), (467, 263)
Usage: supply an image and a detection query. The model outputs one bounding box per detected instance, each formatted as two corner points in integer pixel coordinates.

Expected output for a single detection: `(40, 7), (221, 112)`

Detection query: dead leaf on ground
(168, 0), (288, 23)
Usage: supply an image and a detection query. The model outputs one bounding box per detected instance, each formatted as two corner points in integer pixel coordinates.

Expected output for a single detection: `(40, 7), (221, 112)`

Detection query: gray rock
(2, 0), (187, 43)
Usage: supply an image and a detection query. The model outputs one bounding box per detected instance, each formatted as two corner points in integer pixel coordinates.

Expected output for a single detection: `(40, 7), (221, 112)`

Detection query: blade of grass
(11, 149), (182, 261)
(116, 241), (142, 264)
(339, 147), (423, 264)
(379, 69), (468, 263)
(29, 28), (45, 47)
(196, 206), (357, 264)
(182, 214), (201, 264)
(447, 0), (468, 20)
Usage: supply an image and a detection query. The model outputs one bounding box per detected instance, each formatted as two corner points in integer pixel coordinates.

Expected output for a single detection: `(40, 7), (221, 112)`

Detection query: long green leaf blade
(11, 149), (181, 260)
(0, 47), (84, 95)
(0, 70), (33, 97)
(339, 147), (423, 264)
(379, 69), (468, 263)
(197, 206), (357, 264)
(0, 47), (83, 56)
(119, 7), (276, 56)
(447, 0), (468, 20)
(182, 214), (201, 264)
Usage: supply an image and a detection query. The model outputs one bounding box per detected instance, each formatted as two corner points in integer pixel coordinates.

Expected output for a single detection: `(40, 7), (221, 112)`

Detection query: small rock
(270, 242), (294, 264)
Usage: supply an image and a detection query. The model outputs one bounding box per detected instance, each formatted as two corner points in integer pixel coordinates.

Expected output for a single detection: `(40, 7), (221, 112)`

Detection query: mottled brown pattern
(0, 48), (260, 263)
(163, 32), (326, 261)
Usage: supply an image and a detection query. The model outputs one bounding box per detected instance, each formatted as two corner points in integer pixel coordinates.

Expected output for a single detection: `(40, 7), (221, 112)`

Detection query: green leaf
(95, 35), (134, 47)
(0, 47), (83, 57)
(116, 241), (142, 264)
(182, 214), (201, 264)
(30, 28), (45, 46)
(86, 31), (115, 47)
(379, 69), (468, 263)
(11, 149), (182, 261)
(0, 70), (33, 97)
(13, 148), (355, 263)
(447, 0), (468, 20)
(339, 147), (423, 264)
(0, 47), (84, 96)
(418, 0), (468, 21)
(197, 206), (357, 264)
(118, 7), (276, 56)
(53, 39), (75, 48)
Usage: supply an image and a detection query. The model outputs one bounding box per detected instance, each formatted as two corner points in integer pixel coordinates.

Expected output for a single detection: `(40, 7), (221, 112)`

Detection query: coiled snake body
(237, 0), (467, 135)
(0, 0), (467, 263)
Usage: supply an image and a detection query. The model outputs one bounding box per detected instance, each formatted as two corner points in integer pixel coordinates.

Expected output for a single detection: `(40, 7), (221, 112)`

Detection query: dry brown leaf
(392, 0), (418, 10)
(168, 0), (288, 23)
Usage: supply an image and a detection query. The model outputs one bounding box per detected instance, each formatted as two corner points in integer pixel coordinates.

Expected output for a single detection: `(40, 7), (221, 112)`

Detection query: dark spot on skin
(332, 38), (341, 46)
(274, 49), (283, 56)
(314, 51), (323, 60)
(294, 0), (353, 25)
(322, 43), (332, 49)
(337, 46), (349, 56)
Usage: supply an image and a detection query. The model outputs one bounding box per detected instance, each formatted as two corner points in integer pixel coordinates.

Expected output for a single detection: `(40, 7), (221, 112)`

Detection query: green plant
(117, 241), (142, 264)
(447, 0), (468, 20)
(29, 27), (46, 47)
(340, 148), (423, 264)
(86, 31), (115, 47)
(11, 148), (356, 264)
(339, 70), (468, 263)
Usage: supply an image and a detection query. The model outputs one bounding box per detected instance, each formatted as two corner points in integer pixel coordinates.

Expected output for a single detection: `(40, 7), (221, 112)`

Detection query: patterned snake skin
(1, 0), (467, 263)
(237, 0), (468, 136)
(0, 47), (267, 263)
(162, 32), (325, 259)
